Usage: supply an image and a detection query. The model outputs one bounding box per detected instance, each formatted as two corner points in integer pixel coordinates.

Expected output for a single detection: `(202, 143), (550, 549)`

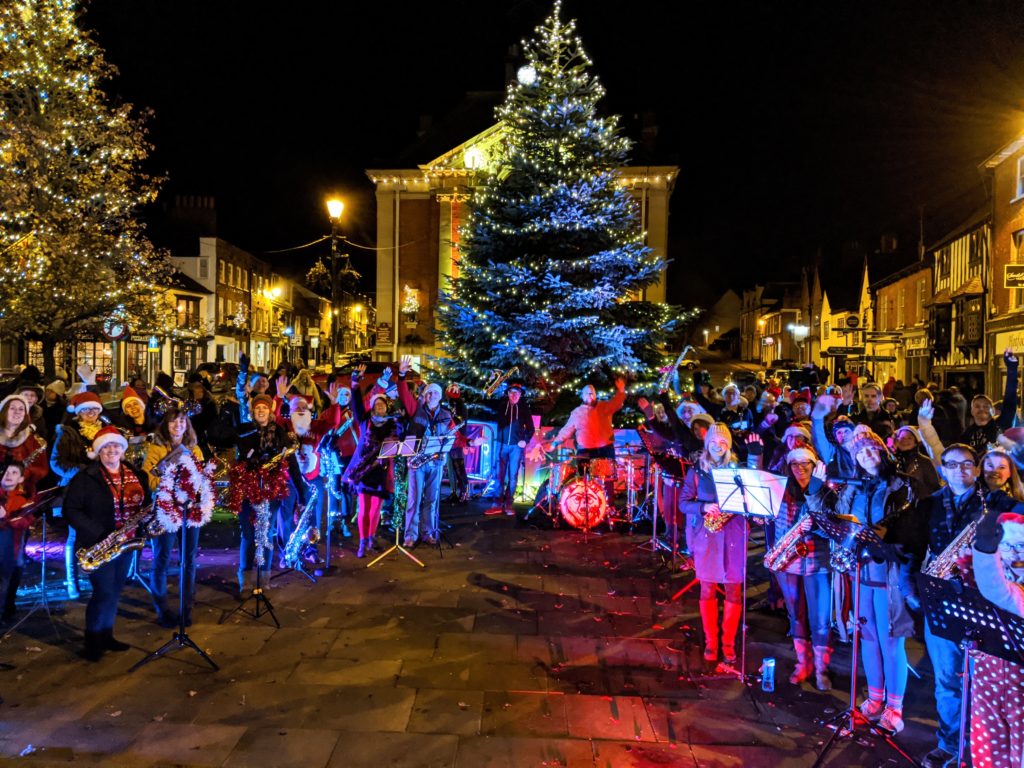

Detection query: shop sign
(1005, 265), (1024, 289)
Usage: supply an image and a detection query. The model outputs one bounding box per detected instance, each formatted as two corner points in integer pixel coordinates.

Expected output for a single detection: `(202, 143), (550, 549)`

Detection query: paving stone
(453, 735), (596, 768)
(290, 658), (402, 686)
(564, 694), (658, 742)
(398, 657), (473, 690)
(591, 739), (698, 767)
(480, 691), (569, 737)
(123, 722), (247, 767)
(222, 727), (340, 768)
(688, 744), (819, 767)
(434, 631), (517, 662)
(300, 686), (416, 732)
(407, 688), (484, 736)
(325, 732), (458, 767)
(190, 682), (335, 727)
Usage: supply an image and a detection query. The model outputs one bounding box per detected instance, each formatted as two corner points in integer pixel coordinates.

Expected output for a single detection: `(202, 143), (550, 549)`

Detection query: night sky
(81, 0), (1024, 304)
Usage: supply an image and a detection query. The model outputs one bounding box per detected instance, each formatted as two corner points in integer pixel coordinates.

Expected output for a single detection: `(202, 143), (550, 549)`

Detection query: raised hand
(812, 394), (833, 418)
(399, 355), (412, 375)
(917, 398), (934, 422)
(275, 374), (290, 395)
(1006, 347), (1019, 366)
(812, 460), (828, 481)
(636, 397), (650, 411)
(615, 376), (626, 392)
(327, 381), (340, 403)
(354, 363), (367, 378)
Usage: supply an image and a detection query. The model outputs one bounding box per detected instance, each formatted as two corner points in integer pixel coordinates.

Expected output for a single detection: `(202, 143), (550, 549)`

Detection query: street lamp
(702, 328), (709, 347)
(326, 198), (345, 367)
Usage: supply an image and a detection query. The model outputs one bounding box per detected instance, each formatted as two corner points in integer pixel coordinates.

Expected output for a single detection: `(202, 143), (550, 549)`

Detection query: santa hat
(420, 383), (443, 401)
(287, 394), (312, 411)
(0, 394), (29, 414)
(121, 386), (145, 413)
(88, 425), (128, 458)
(368, 392), (389, 411)
(68, 391), (103, 414)
(783, 424), (812, 443)
(850, 429), (888, 457)
(250, 394), (274, 411)
(997, 513), (1024, 547)
(790, 387), (812, 405)
(786, 446), (818, 465)
(704, 423), (733, 450)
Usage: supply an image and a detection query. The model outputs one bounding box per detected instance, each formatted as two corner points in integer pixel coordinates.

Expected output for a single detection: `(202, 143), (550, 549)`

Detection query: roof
(952, 276), (984, 298)
(926, 205), (991, 253)
(379, 92), (503, 169)
(924, 288), (952, 307)
(981, 132), (1024, 170)
(869, 259), (931, 292)
(163, 270), (212, 295)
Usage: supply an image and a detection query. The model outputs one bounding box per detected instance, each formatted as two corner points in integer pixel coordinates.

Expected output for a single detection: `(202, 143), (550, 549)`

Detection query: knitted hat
(850, 429), (888, 457)
(704, 422), (733, 450)
(68, 391), (103, 414)
(690, 413), (714, 429)
(121, 386), (145, 413)
(894, 424), (921, 443)
(786, 446), (818, 465)
(368, 392), (389, 411)
(830, 415), (855, 440)
(420, 383), (443, 401)
(89, 425), (127, 458)
(45, 380), (67, 397)
(783, 424), (812, 443)
(997, 513), (1024, 547)
(250, 393), (274, 411)
(0, 394), (29, 415)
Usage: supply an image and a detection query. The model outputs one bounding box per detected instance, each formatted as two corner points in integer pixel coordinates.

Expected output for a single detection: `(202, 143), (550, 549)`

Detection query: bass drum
(558, 478), (607, 530)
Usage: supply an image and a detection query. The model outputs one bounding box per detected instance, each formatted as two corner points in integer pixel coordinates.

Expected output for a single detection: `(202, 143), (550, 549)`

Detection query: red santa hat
(68, 391), (103, 414)
(88, 425), (128, 458)
(998, 512), (1024, 547)
(121, 386), (145, 413)
(790, 387), (813, 405)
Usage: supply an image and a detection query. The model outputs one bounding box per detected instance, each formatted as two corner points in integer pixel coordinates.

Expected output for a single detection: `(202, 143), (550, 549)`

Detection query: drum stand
(4, 513), (72, 644)
(524, 463), (561, 527)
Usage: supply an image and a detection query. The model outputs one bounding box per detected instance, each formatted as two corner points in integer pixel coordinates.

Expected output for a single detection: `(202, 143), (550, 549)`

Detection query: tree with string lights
(436, 1), (687, 413)
(0, 0), (178, 377)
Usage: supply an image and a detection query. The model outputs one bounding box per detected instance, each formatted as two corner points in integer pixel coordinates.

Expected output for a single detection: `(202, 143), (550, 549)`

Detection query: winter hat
(0, 394), (30, 415)
(368, 392), (389, 412)
(786, 446), (818, 465)
(790, 387), (812, 405)
(68, 391), (103, 414)
(704, 422), (733, 450)
(830, 415), (855, 441)
(89, 425), (128, 458)
(45, 380), (67, 397)
(997, 513), (1024, 547)
(121, 386), (145, 413)
(894, 424), (921, 443)
(420, 383), (443, 401)
(250, 393), (274, 411)
(783, 424), (812, 443)
(850, 429), (888, 457)
(690, 413), (714, 430)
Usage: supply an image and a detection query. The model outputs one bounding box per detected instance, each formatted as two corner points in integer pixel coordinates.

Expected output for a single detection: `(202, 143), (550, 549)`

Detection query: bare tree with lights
(435, 1), (685, 413)
(0, 0), (179, 378)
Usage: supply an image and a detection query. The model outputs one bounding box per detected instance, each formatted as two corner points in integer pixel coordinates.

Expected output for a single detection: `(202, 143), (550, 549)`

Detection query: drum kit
(526, 445), (655, 532)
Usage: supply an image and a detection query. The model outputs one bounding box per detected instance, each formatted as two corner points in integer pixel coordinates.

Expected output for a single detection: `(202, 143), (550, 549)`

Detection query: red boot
(698, 599), (719, 668)
(721, 600), (743, 665)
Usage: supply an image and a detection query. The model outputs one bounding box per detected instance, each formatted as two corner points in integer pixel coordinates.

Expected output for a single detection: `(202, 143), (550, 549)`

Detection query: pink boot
(721, 601), (743, 665)
(789, 638), (813, 684)
(698, 599), (719, 666)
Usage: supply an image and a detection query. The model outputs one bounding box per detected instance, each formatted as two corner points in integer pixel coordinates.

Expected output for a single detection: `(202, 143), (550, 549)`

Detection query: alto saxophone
(923, 488), (986, 580)
(764, 512), (812, 571)
(483, 367), (519, 397)
(283, 487), (320, 568)
(77, 503), (163, 573)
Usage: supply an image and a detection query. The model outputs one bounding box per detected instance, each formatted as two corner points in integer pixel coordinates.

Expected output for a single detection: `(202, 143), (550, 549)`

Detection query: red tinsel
(226, 462), (291, 515)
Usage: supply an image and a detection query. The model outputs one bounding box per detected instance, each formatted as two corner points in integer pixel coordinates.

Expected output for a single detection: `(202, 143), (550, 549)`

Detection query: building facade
(871, 261), (932, 387)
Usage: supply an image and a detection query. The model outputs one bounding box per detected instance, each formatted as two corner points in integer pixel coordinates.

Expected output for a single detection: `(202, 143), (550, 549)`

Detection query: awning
(924, 289), (952, 307)
(951, 276), (984, 298)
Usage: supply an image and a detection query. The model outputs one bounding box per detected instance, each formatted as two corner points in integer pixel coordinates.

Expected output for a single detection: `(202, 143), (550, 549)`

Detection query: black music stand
(132, 511), (218, 673)
(918, 573), (1024, 768)
(414, 435), (459, 557)
(368, 437), (425, 569)
(223, 475), (280, 628)
(810, 515), (919, 768)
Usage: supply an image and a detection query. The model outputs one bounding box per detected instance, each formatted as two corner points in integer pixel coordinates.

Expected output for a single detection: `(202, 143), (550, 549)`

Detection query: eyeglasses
(941, 460), (976, 471)
(788, 461), (815, 469)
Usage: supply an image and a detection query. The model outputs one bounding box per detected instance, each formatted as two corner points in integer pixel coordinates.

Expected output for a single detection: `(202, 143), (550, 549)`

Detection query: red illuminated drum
(587, 458), (617, 479)
(558, 478), (607, 529)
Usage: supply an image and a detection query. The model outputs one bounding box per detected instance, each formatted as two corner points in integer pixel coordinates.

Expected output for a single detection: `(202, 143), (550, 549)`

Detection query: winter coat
(0, 426), (49, 497)
(61, 461), (152, 550)
(342, 378), (401, 497)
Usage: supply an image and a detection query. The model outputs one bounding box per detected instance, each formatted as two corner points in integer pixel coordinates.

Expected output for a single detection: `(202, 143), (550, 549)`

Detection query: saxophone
(18, 436), (48, 471)
(704, 508), (734, 532)
(483, 367), (519, 397)
(923, 488), (986, 580)
(283, 486), (320, 567)
(659, 345), (694, 391)
(77, 503), (162, 573)
(764, 512), (812, 571)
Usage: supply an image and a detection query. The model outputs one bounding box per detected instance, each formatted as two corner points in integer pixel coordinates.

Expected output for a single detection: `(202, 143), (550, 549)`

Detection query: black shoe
(81, 632), (105, 662)
(921, 748), (955, 768)
(103, 632), (131, 652)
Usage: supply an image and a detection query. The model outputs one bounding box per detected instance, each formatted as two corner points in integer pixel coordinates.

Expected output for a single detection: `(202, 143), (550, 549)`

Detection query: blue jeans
(327, 465), (353, 529)
(859, 584), (908, 700)
(406, 461), (444, 541)
(150, 527), (199, 619)
(776, 571), (831, 646)
(497, 443), (524, 507)
(85, 552), (131, 634)
(925, 616), (968, 754)
(238, 499), (279, 581)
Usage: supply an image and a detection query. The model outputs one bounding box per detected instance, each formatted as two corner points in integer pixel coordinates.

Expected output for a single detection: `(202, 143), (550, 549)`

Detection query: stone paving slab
(222, 727), (340, 768)
(451, 735), (596, 768)
(407, 688), (484, 736)
(325, 732), (459, 768)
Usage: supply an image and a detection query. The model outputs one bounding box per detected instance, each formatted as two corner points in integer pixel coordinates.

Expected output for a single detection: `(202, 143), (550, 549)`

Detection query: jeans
(85, 552), (131, 634)
(659, 480), (682, 549)
(327, 465), (353, 530)
(925, 616), (968, 754)
(238, 499), (279, 582)
(497, 443), (524, 507)
(776, 571), (831, 646)
(446, 448), (468, 498)
(406, 461), (444, 541)
(859, 584), (908, 701)
(150, 527), (199, 619)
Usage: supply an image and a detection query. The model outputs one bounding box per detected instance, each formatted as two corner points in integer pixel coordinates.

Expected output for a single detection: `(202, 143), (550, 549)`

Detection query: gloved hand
(973, 510), (1004, 554)
(77, 363), (97, 386)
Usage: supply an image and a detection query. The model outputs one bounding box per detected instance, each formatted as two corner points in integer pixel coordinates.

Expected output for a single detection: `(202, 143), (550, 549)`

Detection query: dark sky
(82, 1), (1024, 303)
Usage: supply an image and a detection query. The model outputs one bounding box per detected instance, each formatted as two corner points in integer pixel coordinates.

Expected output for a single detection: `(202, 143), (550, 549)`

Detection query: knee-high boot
(789, 638), (813, 684)
(812, 645), (832, 691)
(721, 600), (743, 663)
(698, 599), (719, 661)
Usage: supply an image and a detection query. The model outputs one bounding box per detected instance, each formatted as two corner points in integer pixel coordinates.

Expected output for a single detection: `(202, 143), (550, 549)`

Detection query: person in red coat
(0, 394), (49, 498)
(0, 458), (33, 623)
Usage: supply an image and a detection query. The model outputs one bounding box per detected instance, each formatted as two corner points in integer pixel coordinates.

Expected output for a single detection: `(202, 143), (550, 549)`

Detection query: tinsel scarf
(226, 462), (291, 515)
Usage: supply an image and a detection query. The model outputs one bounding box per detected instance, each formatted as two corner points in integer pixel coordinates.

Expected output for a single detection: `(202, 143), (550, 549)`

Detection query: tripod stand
(132, 520), (218, 672)
(368, 437), (426, 569)
(223, 496), (280, 628)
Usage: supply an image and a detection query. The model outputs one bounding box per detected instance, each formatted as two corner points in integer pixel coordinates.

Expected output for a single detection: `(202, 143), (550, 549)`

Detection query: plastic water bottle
(761, 657), (775, 692)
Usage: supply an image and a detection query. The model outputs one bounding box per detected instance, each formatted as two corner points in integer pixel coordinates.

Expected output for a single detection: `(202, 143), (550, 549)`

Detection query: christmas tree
(0, 0), (178, 377)
(435, 1), (679, 412)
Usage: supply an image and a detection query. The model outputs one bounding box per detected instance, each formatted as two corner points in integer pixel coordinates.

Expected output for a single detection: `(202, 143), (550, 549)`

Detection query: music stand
(633, 428), (684, 556)
(368, 437), (425, 569)
(131, 505), (218, 673)
(918, 573), (1024, 768)
(810, 515), (919, 768)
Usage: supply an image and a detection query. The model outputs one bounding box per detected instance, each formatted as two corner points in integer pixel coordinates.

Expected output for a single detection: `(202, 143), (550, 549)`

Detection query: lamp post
(326, 198), (344, 367)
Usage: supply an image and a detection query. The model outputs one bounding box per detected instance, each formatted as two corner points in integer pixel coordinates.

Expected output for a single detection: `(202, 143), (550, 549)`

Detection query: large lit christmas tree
(0, 0), (177, 377)
(436, 1), (678, 412)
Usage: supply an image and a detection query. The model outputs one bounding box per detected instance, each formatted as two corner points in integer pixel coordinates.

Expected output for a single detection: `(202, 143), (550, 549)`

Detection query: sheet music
(710, 467), (787, 517)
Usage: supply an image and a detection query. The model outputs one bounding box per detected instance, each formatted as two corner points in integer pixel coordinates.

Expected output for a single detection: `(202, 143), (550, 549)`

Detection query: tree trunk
(41, 337), (57, 380)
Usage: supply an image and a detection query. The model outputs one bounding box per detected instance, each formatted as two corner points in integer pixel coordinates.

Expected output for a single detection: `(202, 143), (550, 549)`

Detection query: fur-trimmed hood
(0, 424), (35, 449)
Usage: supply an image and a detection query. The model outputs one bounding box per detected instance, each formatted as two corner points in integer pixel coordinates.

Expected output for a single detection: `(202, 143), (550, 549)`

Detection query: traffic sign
(861, 355), (897, 362)
(824, 346), (865, 356)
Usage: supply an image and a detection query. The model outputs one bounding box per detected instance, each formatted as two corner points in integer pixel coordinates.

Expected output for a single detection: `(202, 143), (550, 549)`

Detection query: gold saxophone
(764, 512), (812, 571)
(704, 508), (734, 532)
(923, 488), (986, 580)
(262, 443), (298, 471)
(77, 503), (163, 573)
(483, 367), (519, 397)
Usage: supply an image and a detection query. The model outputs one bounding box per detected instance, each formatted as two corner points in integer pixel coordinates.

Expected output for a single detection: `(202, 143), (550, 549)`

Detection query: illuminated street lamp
(702, 328), (709, 347)
(326, 198), (345, 366)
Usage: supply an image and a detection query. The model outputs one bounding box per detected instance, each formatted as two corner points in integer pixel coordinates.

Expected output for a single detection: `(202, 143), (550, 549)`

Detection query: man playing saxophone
(915, 443), (1024, 768)
(62, 426), (152, 662)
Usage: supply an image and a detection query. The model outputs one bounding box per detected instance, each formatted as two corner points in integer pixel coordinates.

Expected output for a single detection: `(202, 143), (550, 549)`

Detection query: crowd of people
(0, 352), (1022, 768)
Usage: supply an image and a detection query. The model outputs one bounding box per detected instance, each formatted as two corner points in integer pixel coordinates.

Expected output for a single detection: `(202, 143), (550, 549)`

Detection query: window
(217, 296), (224, 323)
(199, 258), (209, 279)
(227, 264), (235, 288)
(968, 231), (982, 266)
(880, 298), (888, 330)
(897, 288), (905, 328)
(218, 260), (225, 284)
(1017, 156), (1024, 199)
(930, 305), (952, 355)
(175, 295), (200, 328)
(823, 321), (830, 339)
(939, 247), (951, 279)
(918, 278), (928, 314)
(956, 296), (984, 347)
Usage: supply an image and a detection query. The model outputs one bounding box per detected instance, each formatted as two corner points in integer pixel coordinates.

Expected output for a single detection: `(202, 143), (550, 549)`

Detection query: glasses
(941, 460), (976, 471)
(788, 461), (815, 469)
